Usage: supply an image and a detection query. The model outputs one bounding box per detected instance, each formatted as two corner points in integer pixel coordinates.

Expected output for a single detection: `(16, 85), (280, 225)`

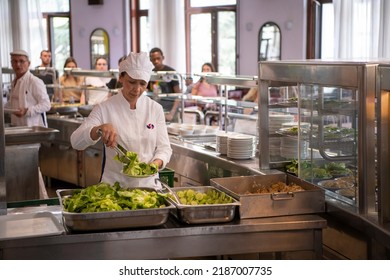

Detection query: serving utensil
(97, 128), (130, 162)
(156, 178), (181, 204)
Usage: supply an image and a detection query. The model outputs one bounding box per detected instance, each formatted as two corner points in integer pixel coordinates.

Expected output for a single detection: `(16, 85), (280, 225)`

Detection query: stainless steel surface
(168, 186), (240, 224)
(0, 56), (6, 215)
(0, 212), (64, 240)
(211, 174), (325, 219)
(67, 69), (118, 78)
(5, 144), (41, 201)
(57, 188), (174, 231)
(77, 105), (94, 117)
(0, 205), (326, 260)
(377, 64), (390, 224)
(42, 116), (103, 187)
(168, 136), (280, 188)
(5, 126), (59, 145)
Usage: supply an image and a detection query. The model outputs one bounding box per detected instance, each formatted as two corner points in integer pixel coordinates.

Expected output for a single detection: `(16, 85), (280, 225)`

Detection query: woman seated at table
(58, 57), (85, 104)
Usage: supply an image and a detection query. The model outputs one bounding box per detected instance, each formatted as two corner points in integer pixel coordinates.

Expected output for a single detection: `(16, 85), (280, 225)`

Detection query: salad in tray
(61, 182), (168, 213)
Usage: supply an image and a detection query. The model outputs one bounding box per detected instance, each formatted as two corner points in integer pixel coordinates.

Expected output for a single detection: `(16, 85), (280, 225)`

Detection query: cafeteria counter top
(0, 205), (326, 260)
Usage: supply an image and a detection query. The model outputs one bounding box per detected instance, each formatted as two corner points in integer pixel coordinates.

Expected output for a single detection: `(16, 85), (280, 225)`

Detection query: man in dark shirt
(33, 50), (59, 101)
(148, 47), (181, 112)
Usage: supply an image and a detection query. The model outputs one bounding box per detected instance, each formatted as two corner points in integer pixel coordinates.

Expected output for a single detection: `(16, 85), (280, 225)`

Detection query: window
(40, 0), (70, 73)
(320, 3), (334, 59)
(186, 0), (237, 75)
(132, 0), (237, 75)
(307, 0), (332, 59)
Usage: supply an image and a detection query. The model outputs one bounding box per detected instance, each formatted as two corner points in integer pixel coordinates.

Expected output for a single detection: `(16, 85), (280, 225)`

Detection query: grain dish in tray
(57, 184), (174, 232)
(210, 174), (325, 219)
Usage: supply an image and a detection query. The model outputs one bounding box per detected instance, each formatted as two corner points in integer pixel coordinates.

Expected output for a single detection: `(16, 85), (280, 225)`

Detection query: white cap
(119, 52), (153, 83)
(10, 50), (29, 60)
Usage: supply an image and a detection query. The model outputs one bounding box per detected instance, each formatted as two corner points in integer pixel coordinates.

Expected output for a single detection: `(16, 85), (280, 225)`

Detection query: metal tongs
(97, 128), (130, 163)
(155, 178), (181, 204)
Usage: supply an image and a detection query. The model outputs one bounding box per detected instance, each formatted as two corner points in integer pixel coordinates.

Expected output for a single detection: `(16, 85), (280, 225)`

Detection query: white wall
(238, 0), (306, 75)
(70, 0), (128, 69)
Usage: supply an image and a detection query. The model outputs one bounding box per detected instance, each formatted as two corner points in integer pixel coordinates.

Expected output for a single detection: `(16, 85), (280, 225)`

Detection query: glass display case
(258, 61), (377, 215)
(377, 64), (390, 224)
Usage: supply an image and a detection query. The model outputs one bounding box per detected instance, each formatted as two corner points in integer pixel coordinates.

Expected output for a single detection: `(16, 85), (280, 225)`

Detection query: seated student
(106, 55), (127, 90)
(33, 49), (59, 101)
(191, 63), (218, 97)
(148, 47), (181, 118)
(58, 57), (85, 104)
(191, 63), (219, 125)
(85, 57), (112, 105)
(242, 87), (258, 115)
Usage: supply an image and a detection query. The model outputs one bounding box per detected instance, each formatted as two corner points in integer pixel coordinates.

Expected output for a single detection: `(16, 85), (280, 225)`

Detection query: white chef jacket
(6, 71), (51, 127)
(85, 76), (111, 105)
(70, 92), (173, 189)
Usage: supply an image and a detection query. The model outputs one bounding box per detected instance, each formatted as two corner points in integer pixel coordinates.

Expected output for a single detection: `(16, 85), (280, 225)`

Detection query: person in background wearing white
(5, 49), (51, 199)
(6, 50), (51, 127)
(71, 52), (172, 189)
(85, 56), (112, 105)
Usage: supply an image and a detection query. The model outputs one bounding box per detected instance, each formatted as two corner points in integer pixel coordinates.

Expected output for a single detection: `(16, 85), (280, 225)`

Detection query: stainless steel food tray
(0, 212), (64, 241)
(168, 186), (240, 224)
(57, 188), (175, 232)
(211, 174), (325, 219)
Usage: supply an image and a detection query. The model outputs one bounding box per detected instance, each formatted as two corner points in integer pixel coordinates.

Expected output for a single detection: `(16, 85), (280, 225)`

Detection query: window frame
(131, 0), (237, 74)
(306, 0), (332, 59)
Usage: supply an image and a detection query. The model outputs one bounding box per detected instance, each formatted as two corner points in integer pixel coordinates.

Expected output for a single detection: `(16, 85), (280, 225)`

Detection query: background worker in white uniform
(70, 52), (172, 189)
(6, 50), (51, 127)
(6, 49), (51, 199)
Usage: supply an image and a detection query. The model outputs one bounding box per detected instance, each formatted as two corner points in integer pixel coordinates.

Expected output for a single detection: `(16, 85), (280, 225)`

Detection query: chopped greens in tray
(175, 189), (234, 205)
(62, 182), (168, 213)
(286, 159), (353, 180)
(114, 150), (158, 177)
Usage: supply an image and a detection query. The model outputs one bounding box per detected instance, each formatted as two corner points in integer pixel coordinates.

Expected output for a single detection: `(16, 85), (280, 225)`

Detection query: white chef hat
(10, 50), (30, 60)
(119, 52), (153, 83)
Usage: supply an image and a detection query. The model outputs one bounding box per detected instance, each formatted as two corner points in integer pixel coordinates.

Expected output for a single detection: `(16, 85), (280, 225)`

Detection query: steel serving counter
(0, 205), (326, 260)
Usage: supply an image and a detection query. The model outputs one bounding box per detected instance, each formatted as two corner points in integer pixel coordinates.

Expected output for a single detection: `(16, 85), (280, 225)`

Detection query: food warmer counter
(0, 205), (326, 260)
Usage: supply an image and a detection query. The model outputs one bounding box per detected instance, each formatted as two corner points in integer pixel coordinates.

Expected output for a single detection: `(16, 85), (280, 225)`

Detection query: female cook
(70, 52), (172, 189)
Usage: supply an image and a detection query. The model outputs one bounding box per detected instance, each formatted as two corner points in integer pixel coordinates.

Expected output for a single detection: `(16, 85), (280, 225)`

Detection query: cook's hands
(91, 124), (117, 147)
(151, 159), (163, 170)
(13, 108), (28, 117)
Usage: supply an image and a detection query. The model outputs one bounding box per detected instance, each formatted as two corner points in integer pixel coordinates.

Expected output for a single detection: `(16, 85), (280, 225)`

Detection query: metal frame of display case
(204, 75), (258, 131)
(258, 61), (377, 215)
(377, 64), (390, 224)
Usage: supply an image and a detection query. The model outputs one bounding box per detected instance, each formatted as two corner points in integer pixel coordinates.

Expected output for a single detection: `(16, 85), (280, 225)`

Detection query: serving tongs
(156, 178), (181, 204)
(97, 128), (131, 163)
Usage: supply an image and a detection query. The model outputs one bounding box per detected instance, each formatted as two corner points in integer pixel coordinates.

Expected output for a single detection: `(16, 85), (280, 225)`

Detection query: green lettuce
(62, 182), (167, 213)
(114, 151), (158, 176)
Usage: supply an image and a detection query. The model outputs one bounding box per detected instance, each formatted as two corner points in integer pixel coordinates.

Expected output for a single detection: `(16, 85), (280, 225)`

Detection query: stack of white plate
(227, 134), (256, 159)
(280, 137), (309, 159)
(216, 132), (229, 155)
(216, 131), (239, 155)
(269, 114), (295, 133)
